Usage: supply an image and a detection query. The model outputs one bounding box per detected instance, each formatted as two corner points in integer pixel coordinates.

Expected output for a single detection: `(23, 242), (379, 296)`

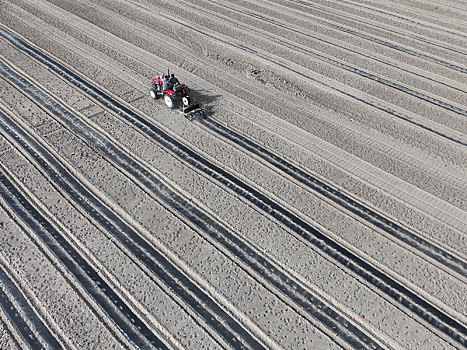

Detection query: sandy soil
(0, 0), (465, 349)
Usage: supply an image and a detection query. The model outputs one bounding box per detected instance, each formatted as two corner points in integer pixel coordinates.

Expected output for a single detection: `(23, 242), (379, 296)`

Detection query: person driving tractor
(152, 72), (180, 92)
(169, 74), (180, 86)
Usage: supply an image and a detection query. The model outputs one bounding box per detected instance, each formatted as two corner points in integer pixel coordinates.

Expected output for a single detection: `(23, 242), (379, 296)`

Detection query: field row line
(2, 26), (465, 348)
(6, 0), (465, 275)
(0, 105), (173, 349)
(1, 51), (390, 349)
(0, 246), (63, 349)
(281, 0), (467, 48)
(19, 0), (467, 216)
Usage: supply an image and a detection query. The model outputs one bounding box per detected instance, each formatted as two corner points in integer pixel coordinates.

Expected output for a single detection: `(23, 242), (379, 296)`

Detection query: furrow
(157, 0), (467, 116)
(330, 0), (467, 37)
(198, 0), (466, 96)
(0, 255), (62, 349)
(0, 73), (333, 350)
(277, 0), (467, 50)
(5, 0), (466, 252)
(65, 0), (467, 212)
(0, 162), (140, 349)
(0, 308), (23, 350)
(7, 0), (467, 205)
(0, 103), (225, 350)
(0, 70), (266, 350)
(423, 0), (467, 12)
(0, 37), (394, 350)
(0, 112), (169, 350)
(340, 0), (467, 27)
(280, 0), (467, 54)
(201, 118), (467, 278)
(1, 24), (465, 348)
(116, 0), (467, 144)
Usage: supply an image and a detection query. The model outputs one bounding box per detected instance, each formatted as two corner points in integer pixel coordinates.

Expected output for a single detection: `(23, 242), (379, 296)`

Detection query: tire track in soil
(26, 0), (466, 149)
(0, 309), (23, 350)
(118, 0), (467, 146)
(7, 0), (465, 263)
(327, 0), (467, 38)
(271, 0), (467, 47)
(280, 0), (467, 54)
(201, 118), (467, 279)
(347, 0), (467, 23)
(0, 67), (304, 349)
(0, 112), (170, 350)
(0, 62), (272, 350)
(2, 23), (464, 344)
(0, 255), (62, 349)
(27, 0), (467, 229)
(156, 0), (467, 116)
(2, 26), (465, 348)
(0, 38), (392, 350)
(148, 0), (467, 273)
(0, 62), (282, 349)
(194, 0), (467, 95)
(0, 104), (221, 350)
(8, 0), (467, 212)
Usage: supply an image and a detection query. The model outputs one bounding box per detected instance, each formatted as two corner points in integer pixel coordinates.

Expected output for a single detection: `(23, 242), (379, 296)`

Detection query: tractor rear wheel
(164, 94), (176, 109)
(182, 96), (191, 107)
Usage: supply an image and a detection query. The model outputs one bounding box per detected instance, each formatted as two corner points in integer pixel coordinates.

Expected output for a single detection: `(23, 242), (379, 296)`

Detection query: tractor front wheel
(150, 83), (159, 99)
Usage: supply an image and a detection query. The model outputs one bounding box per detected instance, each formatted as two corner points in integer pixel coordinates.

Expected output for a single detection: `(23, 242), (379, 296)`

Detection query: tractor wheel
(150, 83), (159, 99)
(164, 94), (176, 109)
(182, 96), (191, 107)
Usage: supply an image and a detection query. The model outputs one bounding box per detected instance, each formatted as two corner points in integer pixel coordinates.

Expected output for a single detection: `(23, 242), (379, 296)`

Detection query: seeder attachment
(182, 104), (207, 121)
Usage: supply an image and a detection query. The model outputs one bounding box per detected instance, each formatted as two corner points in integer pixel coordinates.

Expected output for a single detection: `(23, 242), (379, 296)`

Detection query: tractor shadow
(191, 89), (222, 115)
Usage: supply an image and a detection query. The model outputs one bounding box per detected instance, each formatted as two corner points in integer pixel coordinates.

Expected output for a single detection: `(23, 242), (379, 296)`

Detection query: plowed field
(0, 0), (466, 349)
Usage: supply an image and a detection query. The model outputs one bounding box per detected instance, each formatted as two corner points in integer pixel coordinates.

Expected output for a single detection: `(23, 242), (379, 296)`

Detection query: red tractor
(150, 72), (207, 120)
